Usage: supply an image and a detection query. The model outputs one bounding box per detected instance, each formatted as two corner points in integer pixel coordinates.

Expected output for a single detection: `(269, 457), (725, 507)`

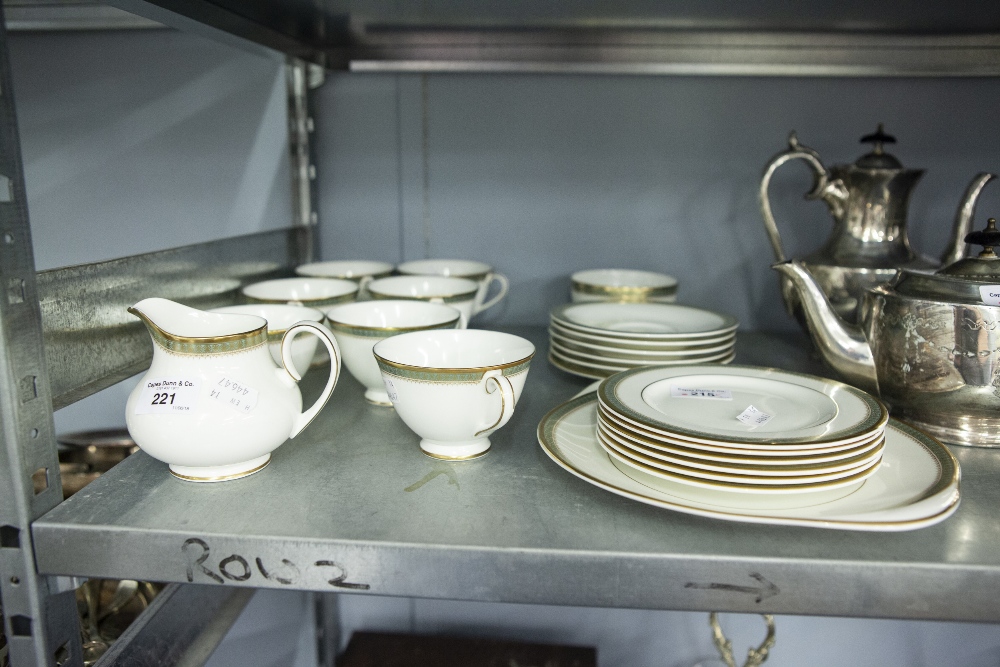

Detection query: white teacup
(396, 259), (509, 316)
(367, 275), (481, 327)
(373, 330), (535, 460)
(570, 269), (678, 303)
(210, 304), (325, 376)
(243, 277), (359, 307)
(324, 300), (462, 406)
(295, 261), (394, 293)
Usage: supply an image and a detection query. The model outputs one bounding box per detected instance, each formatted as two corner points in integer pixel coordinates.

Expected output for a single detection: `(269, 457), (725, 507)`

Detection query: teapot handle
(759, 131), (830, 262)
(280, 320), (342, 438)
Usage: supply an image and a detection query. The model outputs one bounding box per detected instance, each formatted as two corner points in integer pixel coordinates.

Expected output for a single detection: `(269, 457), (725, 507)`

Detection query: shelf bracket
(0, 6), (84, 666)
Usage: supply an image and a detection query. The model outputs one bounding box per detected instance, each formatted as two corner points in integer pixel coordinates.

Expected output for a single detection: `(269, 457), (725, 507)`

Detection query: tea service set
(125, 259), (525, 481)
(124, 126), (987, 532)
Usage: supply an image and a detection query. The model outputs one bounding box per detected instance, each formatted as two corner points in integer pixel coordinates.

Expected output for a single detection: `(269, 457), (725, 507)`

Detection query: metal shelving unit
(5, 1), (1000, 665)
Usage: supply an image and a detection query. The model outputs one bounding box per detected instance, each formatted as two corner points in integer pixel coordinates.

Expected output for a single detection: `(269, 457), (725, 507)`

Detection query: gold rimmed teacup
(324, 300), (462, 405)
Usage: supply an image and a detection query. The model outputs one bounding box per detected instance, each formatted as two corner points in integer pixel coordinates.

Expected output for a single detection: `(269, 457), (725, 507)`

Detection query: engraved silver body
(760, 132), (994, 327)
(774, 260), (1000, 447)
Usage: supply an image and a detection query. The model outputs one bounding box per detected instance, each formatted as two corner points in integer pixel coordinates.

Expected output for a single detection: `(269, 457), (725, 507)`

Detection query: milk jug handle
(281, 321), (342, 438)
(759, 131), (829, 262)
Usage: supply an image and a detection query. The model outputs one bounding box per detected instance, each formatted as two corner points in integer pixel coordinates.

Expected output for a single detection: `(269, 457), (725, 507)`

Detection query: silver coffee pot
(760, 124), (995, 326)
(774, 207), (1000, 448)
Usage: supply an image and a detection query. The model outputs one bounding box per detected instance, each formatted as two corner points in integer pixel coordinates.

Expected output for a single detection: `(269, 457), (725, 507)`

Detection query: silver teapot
(761, 125), (995, 326)
(774, 208), (1000, 447)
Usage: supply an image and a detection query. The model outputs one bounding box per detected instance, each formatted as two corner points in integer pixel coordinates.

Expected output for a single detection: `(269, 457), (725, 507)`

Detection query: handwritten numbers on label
(383, 377), (398, 403)
(670, 385), (733, 400)
(737, 404), (773, 428)
(181, 537), (370, 590)
(980, 285), (1000, 306)
(209, 376), (259, 414)
(135, 378), (199, 415)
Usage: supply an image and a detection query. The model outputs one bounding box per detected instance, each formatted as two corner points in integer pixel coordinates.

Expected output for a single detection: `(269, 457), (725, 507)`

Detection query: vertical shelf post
(286, 57), (323, 264)
(0, 7), (84, 666)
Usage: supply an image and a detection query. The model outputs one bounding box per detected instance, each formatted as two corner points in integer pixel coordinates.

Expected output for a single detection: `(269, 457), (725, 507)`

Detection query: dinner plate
(551, 303), (739, 339)
(550, 339), (736, 365)
(550, 334), (736, 359)
(537, 393), (960, 530)
(597, 419), (885, 475)
(598, 426), (882, 486)
(599, 366), (888, 447)
(599, 407), (885, 462)
(599, 404), (883, 455)
(550, 321), (735, 350)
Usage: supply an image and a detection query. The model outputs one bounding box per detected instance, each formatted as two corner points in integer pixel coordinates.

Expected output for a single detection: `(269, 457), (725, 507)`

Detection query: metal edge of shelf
(3, 2), (167, 32)
(105, 0), (325, 64)
(38, 225), (307, 410)
(27, 330), (1000, 623)
(92, 583), (253, 667)
(346, 29), (1000, 76)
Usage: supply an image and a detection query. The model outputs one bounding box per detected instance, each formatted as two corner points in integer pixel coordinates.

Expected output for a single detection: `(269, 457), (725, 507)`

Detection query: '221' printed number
(182, 538), (370, 590)
(151, 393), (176, 405)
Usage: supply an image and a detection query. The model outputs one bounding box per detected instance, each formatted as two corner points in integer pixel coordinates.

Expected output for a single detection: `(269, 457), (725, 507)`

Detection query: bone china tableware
(775, 214), (1000, 447)
(324, 300), (462, 405)
(367, 275), (482, 327)
(537, 392), (960, 530)
(396, 259), (509, 314)
(374, 329), (534, 460)
(599, 366), (887, 447)
(211, 304), (326, 375)
(242, 277), (359, 307)
(125, 298), (341, 481)
(548, 302), (738, 379)
(760, 124), (996, 326)
(571, 269), (678, 303)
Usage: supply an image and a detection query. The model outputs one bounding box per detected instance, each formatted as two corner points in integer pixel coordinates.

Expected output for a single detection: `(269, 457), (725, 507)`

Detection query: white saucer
(599, 366), (888, 447)
(550, 339), (736, 366)
(550, 321), (735, 350)
(598, 427), (882, 487)
(551, 303), (738, 340)
(597, 420), (885, 476)
(550, 334), (736, 360)
(537, 393), (960, 531)
(548, 349), (737, 380)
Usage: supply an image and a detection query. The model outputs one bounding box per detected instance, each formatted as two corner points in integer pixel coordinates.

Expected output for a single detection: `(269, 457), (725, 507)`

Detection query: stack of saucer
(548, 302), (738, 379)
(594, 366), (889, 509)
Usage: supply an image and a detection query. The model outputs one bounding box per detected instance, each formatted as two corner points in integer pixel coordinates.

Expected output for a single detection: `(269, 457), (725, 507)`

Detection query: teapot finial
(965, 217), (1000, 259)
(860, 123), (896, 156)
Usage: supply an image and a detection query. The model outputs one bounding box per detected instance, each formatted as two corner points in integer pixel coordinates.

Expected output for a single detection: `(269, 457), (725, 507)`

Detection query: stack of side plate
(594, 366), (889, 510)
(548, 302), (739, 379)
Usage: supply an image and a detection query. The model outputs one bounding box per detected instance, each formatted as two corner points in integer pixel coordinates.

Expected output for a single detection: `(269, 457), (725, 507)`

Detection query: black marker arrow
(684, 572), (779, 604)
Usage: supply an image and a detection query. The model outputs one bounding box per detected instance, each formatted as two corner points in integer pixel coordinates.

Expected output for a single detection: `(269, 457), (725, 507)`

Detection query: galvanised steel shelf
(30, 329), (1000, 622)
(99, 0), (1000, 76)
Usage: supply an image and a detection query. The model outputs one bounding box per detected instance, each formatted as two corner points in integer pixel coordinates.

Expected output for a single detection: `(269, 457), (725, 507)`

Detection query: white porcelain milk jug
(125, 298), (341, 481)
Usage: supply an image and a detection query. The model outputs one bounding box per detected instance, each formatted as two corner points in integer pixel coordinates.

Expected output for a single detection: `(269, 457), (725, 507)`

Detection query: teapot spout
(940, 172), (997, 266)
(771, 262), (878, 394)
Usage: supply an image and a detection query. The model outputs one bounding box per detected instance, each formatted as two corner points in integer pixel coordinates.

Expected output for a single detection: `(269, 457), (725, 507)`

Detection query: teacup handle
(474, 273), (509, 314)
(280, 320), (342, 438)
(474, 370), (516, 437)
(430, 297), (468, 328)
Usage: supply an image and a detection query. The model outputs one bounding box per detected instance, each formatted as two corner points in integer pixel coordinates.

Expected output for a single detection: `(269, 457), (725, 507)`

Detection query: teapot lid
(938, 217), (1000, 281)
(893, 216), (1000, 303)
(853, 123), (904, 170)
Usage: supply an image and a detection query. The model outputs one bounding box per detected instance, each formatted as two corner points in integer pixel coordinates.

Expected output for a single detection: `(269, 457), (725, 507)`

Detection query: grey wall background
(11, 22), (1000, 667)
(317, 73), (1000, 331)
